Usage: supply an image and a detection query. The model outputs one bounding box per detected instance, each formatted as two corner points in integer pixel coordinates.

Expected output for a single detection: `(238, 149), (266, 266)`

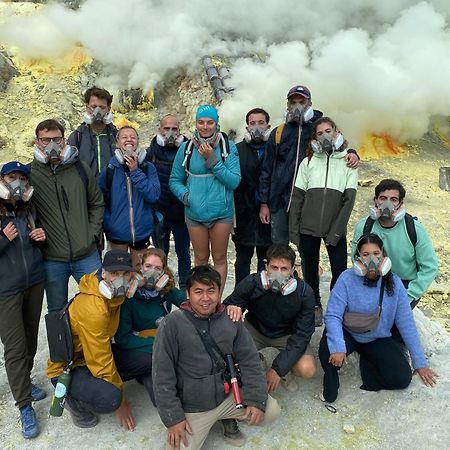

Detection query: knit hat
(195, 105), (219, 123)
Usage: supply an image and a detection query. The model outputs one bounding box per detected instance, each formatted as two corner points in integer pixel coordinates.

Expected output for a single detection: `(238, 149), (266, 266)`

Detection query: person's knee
(262, 396), (281, 425)
(88, 385), (122, 414)
(292, 356), (316, 379)
(387, 367), (412, 390)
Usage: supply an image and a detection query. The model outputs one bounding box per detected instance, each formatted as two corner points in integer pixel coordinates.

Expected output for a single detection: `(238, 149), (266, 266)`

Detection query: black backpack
(363, 213), (417, 247)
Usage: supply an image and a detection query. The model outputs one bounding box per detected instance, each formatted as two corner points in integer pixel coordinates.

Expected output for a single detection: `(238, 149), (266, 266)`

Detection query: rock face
(0, 51), (18, 92)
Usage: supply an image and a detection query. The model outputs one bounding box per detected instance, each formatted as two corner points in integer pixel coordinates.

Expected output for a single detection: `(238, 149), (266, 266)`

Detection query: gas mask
(285, 104), (314, 124)
(34, 142), (77, 165)
(0, 178), (34, 202)
(156, 131), (183, 147)
(353, 255), (392, 278)
(311, 132), (345, 155)
(99, 276), (131, 299)
(142, 268), (169, 291)
(83, 107), (113, 125)
(244, 127), (271, 144)
(114, 147), (146, 165)
(369, 200), (406, 222)
(260, 270), (297, 296)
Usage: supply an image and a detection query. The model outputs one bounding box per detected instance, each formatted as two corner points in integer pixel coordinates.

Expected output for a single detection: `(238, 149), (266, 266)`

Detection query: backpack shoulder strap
(74, 160), (89, 196)
(182, 140), (195, 172)
(275, 123), (285, 146)
(363, 216), (375, 236)
(404, 213), (417, 247)
(106, 164), (115, 191)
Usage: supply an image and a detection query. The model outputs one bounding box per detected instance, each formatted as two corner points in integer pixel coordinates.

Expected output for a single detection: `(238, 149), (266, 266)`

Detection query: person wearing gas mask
(114, 248), (186, 406)
(169, 105), (240, 295)
(352, 179), (438, 311)
(68, 86), (117, 178)
(224, 244), (316, 394)
(47, 249), (142, 431)
(0, 161), (46, 439)
(146, 115), (191, 289)
(289, 117), (358, 327)
(259, 85), (359, 246)
(30, 119), (104, 313)
(232, 108), (272, 285)
(100, 126), (161, 268)
(319, 234), (436, 406)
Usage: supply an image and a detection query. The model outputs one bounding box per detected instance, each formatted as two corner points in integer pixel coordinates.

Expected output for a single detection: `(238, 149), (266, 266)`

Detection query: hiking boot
(31, 384), (47, 402)
(64, 397), (98, 428)
(221, 419), (246, 447)
(20, 404), (39, 439)
(281, 372), (299, 393)
(314, 306), (323, 327)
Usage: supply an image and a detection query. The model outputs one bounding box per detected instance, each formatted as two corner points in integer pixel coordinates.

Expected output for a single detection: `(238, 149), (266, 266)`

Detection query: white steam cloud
(1, 0), (450, 144)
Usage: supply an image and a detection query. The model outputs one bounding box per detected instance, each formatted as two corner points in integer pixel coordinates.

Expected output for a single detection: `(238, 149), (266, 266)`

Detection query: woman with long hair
(170, 105), (240, 294)
(319, 233), (436, 405)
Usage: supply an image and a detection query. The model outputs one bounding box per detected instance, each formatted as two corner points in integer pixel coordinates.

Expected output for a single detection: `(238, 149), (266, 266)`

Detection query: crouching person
(46, 250), (138, 431)
(153, 265), (280, 450)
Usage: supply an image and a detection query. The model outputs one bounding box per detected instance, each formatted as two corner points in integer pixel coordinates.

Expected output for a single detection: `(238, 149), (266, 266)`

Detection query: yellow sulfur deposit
(358, 134), (407, 160)
(114, 115), (141, 130)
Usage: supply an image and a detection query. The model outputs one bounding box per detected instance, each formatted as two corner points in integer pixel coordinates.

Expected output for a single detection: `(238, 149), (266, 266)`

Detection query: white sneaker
(319, 392), (337, 413)
(281, 373), (299, 392)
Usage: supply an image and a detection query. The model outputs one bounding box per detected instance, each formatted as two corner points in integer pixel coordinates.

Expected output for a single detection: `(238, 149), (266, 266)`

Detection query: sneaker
(64, 397), (98, 428)
(221, 419), (246, 447)
(20, 404), (39, 439)
(31, 384), (47, 402)
(314, 306), (324, 327)
(281, 373), (299, 392)
(319, 392), (337, 413)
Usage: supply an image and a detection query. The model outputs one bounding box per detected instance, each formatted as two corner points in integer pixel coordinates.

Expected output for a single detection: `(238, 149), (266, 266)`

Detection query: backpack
(275, 123), (285, 146)
(182, 132), (231, 172)
(45, 295), (77, 364)
(363, 213), (417, 247)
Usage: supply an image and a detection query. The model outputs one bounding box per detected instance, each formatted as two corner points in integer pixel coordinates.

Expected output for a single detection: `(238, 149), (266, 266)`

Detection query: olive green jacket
(30, 158), (104, 261)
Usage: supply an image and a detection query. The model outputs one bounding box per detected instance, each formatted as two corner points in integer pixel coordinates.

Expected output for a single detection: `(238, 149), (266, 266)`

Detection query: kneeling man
(224, 244), (316, 393)
(153, 265), (280, 449)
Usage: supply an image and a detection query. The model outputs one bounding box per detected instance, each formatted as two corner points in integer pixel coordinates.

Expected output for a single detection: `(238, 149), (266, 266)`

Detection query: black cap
(102, 250), (134, 272)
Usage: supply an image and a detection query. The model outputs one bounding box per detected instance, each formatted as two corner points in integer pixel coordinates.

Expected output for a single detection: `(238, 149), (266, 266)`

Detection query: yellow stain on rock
(114, 115), (141, 130)
(14, 46), (92, 76)
(358, 134), (407, 160)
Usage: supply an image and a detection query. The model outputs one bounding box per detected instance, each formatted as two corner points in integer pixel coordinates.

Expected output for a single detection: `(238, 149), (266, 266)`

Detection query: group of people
(0, 83), (439, 448)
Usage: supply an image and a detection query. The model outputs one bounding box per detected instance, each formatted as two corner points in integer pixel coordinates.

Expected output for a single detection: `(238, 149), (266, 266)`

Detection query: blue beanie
(195, 104), (219, 123)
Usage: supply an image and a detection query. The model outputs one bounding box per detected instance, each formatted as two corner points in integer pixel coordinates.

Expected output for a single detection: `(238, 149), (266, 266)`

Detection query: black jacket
(146, 137), (186, 222)
(152, 303), (268, 427)
(233, 140), (271, 247)
(223, 272), (315, 377)
(0, 203), (44, 297)
(68, 123), (117, 178)
(259, 111), (323, 213)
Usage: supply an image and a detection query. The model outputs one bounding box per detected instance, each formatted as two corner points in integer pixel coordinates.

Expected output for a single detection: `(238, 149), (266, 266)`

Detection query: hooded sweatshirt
(47, 272), (125, 390)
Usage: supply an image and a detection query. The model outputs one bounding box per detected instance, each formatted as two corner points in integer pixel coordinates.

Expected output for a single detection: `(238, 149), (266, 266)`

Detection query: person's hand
(345, 152), (360, 169)
(115, 397), (136, 431)
(167, 420), (192, 450)
(329, 352), (346, 367)
(3, 222), (18, 241)
(242, 406), (264, 426)
(29, 227), (46, 242)
(259, 204), (270, 224)
(266, 368), (281, 393)
(414, 367), (438, 387)
(198, 142), (214, 160)
(226, 305), (243, 322)
(124, 154), (138, 171)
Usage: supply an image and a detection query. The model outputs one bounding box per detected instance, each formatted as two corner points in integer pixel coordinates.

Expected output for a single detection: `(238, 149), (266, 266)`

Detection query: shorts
(185, 216), (233, 229)
(108, 236), (150, 251)
(244, 320), (314, 355)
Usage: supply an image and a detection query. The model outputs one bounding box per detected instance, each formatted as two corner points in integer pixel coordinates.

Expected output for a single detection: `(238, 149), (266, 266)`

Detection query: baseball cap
(286, 85), (311, 100)
(1, 161), (30, 178)
(102, 250), (134, 272)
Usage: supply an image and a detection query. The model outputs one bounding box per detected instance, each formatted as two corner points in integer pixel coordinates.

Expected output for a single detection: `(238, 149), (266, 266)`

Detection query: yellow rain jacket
(47, 272), (125, 390)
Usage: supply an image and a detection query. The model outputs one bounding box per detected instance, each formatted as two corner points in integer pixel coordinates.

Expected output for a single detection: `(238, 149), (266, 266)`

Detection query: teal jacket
(352, 217), (438, 302)
(114, 287), (186, 353)
(169, 139), (241, 222)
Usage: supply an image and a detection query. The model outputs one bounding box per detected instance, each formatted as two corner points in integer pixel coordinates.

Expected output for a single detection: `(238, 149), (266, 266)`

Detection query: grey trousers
(0, 283), (44, 408)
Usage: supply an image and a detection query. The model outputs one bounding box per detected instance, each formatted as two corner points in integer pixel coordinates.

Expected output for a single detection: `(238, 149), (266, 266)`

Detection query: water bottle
(49, 370), (72, 417)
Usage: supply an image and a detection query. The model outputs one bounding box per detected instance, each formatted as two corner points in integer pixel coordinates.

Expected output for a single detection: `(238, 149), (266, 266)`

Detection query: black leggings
(299, 234), (347, 306)
(319, 328), (412, 403)
(234, 243), (269, 286)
